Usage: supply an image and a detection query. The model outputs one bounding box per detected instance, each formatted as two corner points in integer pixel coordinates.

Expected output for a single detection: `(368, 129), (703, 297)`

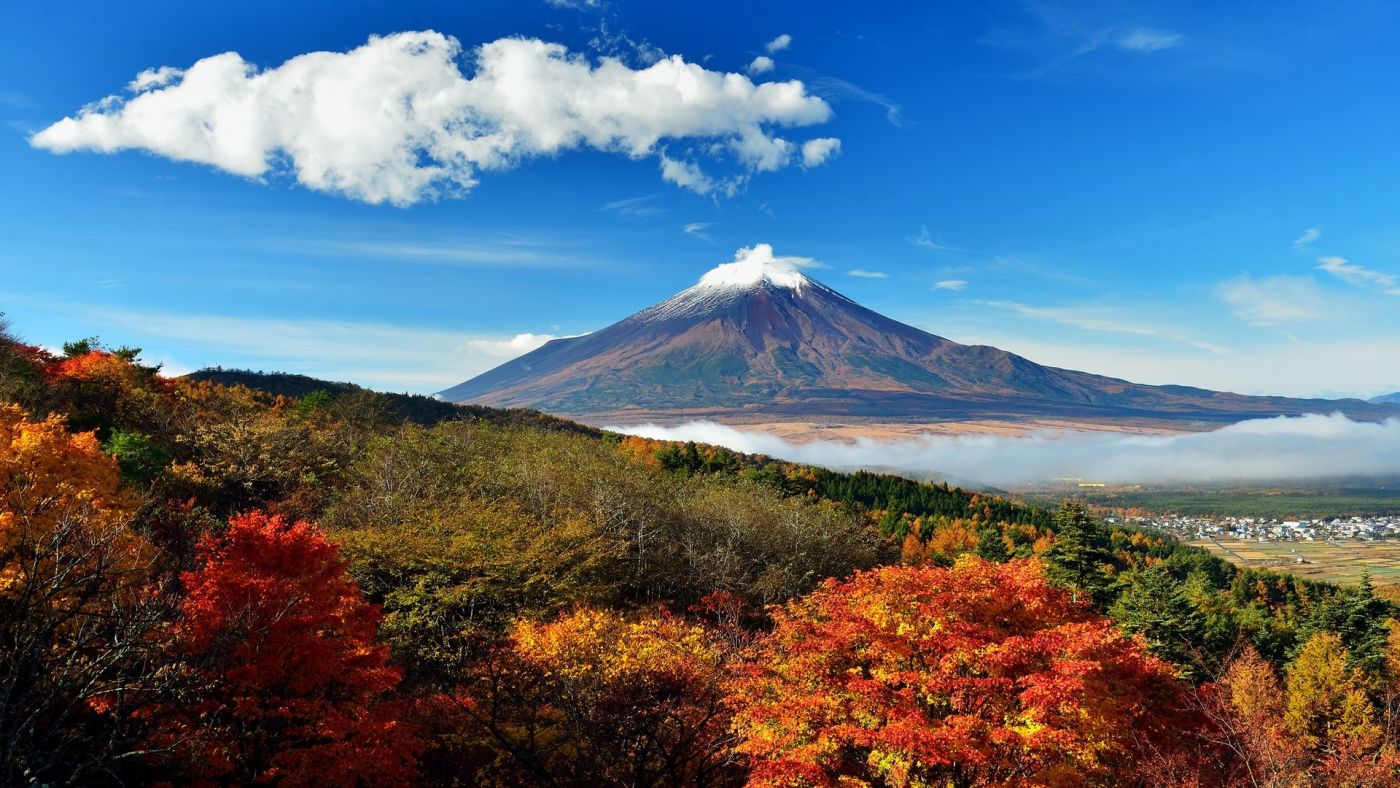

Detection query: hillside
(0, 321), (1390, 785)
(186, 367), (601, 436)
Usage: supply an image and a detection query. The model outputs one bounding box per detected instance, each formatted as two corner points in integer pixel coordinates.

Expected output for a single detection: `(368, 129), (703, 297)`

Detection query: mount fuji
(438, 245), (1394, 428)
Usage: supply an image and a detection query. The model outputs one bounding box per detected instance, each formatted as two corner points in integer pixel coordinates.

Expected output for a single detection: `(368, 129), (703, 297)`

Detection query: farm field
(1069, 485), (1400, 518)
(1187, 537), (1400, 586)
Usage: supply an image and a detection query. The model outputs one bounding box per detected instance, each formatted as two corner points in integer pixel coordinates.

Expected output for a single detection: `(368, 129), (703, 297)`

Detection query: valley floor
(1188, 537), (1400, 587)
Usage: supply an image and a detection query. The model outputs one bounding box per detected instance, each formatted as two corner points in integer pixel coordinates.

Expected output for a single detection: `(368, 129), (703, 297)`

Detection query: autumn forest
(4, 317), (1400, 787)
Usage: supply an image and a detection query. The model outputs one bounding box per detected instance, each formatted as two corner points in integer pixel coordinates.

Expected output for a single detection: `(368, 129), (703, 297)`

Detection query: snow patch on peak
(697, 243), (814, 292)
(637, 243), (832, 322)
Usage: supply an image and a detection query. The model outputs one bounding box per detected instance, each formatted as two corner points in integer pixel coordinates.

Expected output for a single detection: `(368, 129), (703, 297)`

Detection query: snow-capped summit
(695, 244), (809, 292)
(643, 243), (838, 322)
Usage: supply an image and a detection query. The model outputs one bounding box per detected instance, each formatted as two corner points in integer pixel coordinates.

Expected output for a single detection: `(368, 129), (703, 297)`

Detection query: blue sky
(2, 0), (1399, 398)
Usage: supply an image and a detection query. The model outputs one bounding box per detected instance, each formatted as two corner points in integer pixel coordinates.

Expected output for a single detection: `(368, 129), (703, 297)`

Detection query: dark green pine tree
(975, 523), (1010, 563)
(1043, 501), (1114, 607)
(1110, 565), (1207, 678)
(1297, 569), (1392, 679)
(680, 441), (704, 473)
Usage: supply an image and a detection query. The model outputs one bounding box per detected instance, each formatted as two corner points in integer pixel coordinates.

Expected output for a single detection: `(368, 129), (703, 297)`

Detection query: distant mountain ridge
(439, 246), (1397, 426)
(1372, 392), (1400, 405)
(185, 368), (600, 436)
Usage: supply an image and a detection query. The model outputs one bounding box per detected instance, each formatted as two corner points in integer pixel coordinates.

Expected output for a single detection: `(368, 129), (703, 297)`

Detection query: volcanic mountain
(439, 245), (1392, 428)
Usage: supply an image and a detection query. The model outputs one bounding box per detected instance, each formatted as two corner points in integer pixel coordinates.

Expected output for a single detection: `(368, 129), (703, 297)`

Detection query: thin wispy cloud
(908, 225), (963, 252)
(933, 279), (967, 291)
(988, 3), (1185, 78)
(682, 222), (714, 242)
(980, 299), (1228, 354)
(847, 269), (888, 279)
(1215, 274), (1331, 326)
(82, 306), (563, 391)
(1292, 227), (1321, 249)
(1316, 256), (1400, 296)
(31, 32), (838, 204)
(944, 333), (1400, 399)
(275, 237), (579, 268)
(603, 194), (666, 219)
(1117, 28), (1181, 52)
(798, 70), (908, 128)
(613, 414), (1400, 486)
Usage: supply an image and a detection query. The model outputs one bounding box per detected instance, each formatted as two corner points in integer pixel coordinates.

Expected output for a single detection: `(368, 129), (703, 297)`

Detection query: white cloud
(1216, 274), (1332, 326)
(32, 32), (834, 205)
(1117, 28), (1182, 52)
(682, 221), (714, 242)
(127, 66), (183, 92)
(800, 137), (841, 167)
(847, 269), (888, 279)
(611, 414), (1400, 486)
(1292, 227), (1321, 249)
(765, 34), (793, 54)
(659, 154), (722, 195)
(1316, 256), (1400, 296)
(747, 56), (775, 75)
(933, 279), (967, 291)
(729, 128), (795, 172)
(465, 332), (559, 358)
(545, 0), (601, 8)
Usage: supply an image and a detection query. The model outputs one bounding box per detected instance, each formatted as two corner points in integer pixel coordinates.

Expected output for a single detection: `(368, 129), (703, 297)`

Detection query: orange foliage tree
(1189, 639), (1400, 786)
(0, 405), (163, 783)
(1190, 646), (1307, 786)
(731, 557), (1190, 787)
(44, 349), (171, 435)
(436, 607), (740, 786)
(149, 511), (418, 786)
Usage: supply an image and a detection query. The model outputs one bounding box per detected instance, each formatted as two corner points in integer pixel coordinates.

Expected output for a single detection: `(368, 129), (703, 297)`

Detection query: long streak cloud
(612, 414), (1400, 486)
(31, 32), (836, 205)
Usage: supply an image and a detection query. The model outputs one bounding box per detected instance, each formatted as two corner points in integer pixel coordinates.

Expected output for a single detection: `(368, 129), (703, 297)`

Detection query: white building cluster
(1111, 514), (1400, 542)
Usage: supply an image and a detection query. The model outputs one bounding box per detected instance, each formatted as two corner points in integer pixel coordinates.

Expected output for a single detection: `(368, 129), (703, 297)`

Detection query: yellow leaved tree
(0, 405), (164, 784)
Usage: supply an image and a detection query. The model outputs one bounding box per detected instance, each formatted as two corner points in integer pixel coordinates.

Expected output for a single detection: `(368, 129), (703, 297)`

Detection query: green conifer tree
(974, 522), (1010, 563)
(1297, 569), (1392, 680)
(1110, 565), (1207, 678)
(1043, 501), (1113, 607)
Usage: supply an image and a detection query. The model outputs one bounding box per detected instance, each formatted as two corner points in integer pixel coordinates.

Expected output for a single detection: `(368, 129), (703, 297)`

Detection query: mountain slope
(439, 246), (1393, 426)
(1372, 392), (1400, 405)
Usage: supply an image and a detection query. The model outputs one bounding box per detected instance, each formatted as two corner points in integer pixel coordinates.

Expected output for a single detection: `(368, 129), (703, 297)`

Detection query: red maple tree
(149, 511), (418, 786)
(731, 557), (1191, 787)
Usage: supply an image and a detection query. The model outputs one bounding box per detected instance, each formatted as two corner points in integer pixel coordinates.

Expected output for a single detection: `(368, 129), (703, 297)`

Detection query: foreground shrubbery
(3, 319), (1400, 785)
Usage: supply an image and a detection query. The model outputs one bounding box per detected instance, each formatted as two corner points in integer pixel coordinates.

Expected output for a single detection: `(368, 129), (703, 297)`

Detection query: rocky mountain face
(439, 249), (1394, 426)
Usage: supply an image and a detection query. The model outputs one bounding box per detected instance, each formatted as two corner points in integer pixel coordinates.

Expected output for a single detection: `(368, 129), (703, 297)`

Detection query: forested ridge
(3, 315), (1400, 786)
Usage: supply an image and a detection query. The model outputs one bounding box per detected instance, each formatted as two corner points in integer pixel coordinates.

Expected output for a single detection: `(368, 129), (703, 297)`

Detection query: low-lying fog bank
(609, 413), (1400, 487)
